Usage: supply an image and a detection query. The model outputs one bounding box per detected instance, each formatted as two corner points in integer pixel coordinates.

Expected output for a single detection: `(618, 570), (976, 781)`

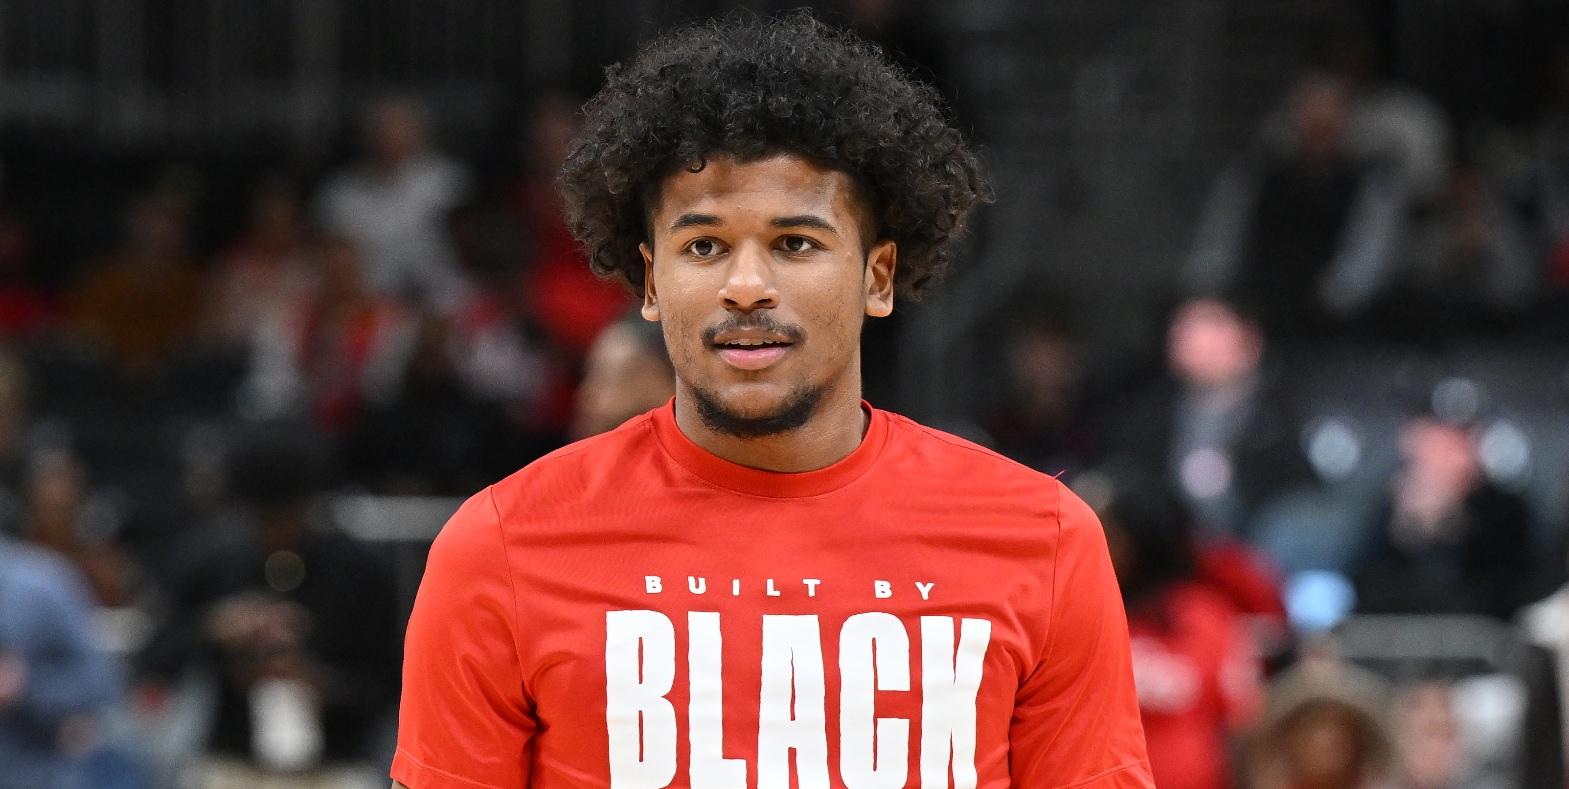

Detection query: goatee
(689, 381), (828, 438)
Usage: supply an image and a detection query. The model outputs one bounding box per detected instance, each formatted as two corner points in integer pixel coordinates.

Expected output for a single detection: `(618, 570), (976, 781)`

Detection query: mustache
(701, 313), (806, 345)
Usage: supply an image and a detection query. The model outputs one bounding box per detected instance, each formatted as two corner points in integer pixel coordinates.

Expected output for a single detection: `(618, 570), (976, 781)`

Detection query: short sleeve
(392, 487), (536, 789)
(1010, 484), (1154, 788)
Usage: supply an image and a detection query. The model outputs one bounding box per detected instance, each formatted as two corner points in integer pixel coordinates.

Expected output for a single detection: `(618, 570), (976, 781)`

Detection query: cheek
(656, 302), (706, 369)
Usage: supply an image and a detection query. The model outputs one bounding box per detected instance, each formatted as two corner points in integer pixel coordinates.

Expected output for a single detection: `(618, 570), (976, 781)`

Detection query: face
(572, 323), (676, 439)
(1168, 298), (1262, 389)
(640, 153), (895, 437)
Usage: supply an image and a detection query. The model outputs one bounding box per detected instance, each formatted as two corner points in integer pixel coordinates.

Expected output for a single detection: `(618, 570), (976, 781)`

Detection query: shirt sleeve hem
(1047, 759), (1156, 789)
(391, 747), (510, 789)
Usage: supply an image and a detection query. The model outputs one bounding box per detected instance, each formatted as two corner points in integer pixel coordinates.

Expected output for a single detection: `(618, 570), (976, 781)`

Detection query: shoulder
(881, 410), (1049, 479)
(487, 412), (661, 517)
(880, 410), (1092, 517)
(0, 541), (88, 605)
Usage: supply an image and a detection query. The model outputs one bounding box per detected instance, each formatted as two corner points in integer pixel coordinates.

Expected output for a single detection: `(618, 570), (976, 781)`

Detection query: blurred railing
(1336, 614), (1565, 787)
(0, 0), (580, 150)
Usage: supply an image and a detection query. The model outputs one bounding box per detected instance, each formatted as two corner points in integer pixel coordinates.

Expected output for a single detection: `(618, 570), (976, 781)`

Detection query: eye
(684, 238), (722, 257)
(779, 235), (818, 254)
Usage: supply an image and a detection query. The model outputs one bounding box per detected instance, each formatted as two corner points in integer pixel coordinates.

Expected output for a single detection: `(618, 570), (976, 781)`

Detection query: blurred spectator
(1246, 654), (1392, 789)
(63, 186), (201, 378)
(0, 161), (53, 339)
(444, 201), (561, 441)
(1324, 38), (1451, 206)
(1352, 412), (1538, 619)
(571, 313), (675, 440)
(199, 180), (315, 355)
(1383, 165), (1538, 336)
(344, 313), (524, 494)
(1111, 298), (1313, 538)
(1516, 46), (1569, 326)
(20, 448), (139, 610)
(1388, 681), (1464, 789)
(1522, 581), (1569, 776)
(0, 535), (120, 789)
(238, 237), (417, 431)
(983, 312), (1099, 473)
(1089, 471), (1265, 789)
(316, 97), (472, 313)
(1185, 71), (1409, 338)
(139, 431), (397, 786)
(510, 94), (632, 359)
(0, 349), (31, 499)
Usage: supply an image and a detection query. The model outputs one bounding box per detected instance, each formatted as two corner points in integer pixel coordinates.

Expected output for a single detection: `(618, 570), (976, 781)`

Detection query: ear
(639, 242), (660, 322)
(863, 239), (896, 318)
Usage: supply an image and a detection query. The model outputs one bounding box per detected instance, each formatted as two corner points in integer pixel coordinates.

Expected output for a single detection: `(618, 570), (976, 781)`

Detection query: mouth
(710, 334), (797, 371)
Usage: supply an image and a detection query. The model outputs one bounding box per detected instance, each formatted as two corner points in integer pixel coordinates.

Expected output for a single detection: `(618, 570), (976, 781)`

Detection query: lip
(715, 344), (792, 371)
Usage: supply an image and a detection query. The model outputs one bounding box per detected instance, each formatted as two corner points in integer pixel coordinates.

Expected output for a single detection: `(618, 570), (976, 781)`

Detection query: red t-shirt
(393, 402), (1152, 788)
(1127, 584), (1263, 789)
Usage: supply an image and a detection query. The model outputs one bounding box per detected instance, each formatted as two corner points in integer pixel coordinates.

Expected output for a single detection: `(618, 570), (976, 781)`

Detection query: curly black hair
(558, 10), (990, 299)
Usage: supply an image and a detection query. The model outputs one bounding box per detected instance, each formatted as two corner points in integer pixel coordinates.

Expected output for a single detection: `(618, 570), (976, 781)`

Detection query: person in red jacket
(392, 11), (1152, 789)
(1092, 471), (1265, 789)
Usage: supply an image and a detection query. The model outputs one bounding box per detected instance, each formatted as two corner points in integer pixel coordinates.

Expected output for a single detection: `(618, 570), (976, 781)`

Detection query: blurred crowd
(989, 44), (1569, 789)
(0, 5), (1567, 789)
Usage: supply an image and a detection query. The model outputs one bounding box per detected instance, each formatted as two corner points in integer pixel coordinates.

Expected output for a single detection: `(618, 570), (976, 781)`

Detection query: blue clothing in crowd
(0, 538), (118, 789)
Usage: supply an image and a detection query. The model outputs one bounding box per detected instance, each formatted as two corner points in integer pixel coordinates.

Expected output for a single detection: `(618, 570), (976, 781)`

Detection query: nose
(718, 242), (778, 311)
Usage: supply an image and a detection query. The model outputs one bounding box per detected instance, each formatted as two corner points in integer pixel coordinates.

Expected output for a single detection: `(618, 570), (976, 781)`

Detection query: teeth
(728, 340), (776, 347)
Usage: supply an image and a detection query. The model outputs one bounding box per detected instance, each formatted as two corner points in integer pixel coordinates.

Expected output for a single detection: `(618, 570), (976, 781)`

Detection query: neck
(673, 371), (868, 473)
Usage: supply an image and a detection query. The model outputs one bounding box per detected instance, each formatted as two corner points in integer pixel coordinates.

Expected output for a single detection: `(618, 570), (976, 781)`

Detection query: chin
(690, 380), (826, 439)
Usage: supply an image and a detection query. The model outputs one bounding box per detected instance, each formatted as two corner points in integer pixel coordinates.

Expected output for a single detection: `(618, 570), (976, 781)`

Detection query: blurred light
(1304, 416), (1362, 482)
(1071, 469), (1115, 512)
(1178, 447), (1232, 500)
(1431, 376), (1483, 425)
(1284, 570), (1356, 634)
(1477, 419), (1532, 487)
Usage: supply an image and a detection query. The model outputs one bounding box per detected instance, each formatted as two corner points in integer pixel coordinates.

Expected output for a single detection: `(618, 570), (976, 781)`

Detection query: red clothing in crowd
(1128, 583), (1264, 789)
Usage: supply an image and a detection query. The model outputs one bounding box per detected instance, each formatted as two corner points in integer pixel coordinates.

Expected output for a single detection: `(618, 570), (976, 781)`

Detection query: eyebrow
(770, 214), (840, 236)
(667, 212), (843, 236)
(669, 213), (722, 231)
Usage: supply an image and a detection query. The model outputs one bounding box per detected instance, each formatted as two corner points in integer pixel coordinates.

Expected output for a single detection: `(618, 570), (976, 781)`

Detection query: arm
(1010, 484), (1154, 788)
(10, 560), (118, 729)
(1319, 170), (1405, 316)
(1183, 159), (1260, 297)
(390, 487), (536, 789)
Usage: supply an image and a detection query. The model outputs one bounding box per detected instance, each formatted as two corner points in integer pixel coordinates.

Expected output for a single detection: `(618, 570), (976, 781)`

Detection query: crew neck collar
(650, 398), (888, 498)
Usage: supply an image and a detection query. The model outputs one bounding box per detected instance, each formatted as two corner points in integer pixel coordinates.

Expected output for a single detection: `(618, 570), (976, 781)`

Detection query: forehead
(647, 153), (868, 231)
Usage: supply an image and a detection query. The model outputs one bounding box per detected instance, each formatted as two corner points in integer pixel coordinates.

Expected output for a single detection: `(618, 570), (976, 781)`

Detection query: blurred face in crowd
(526, 95), (580, 177)
(27, 450), (85, 549)
(572, 322), (676, 439)
(1006, 324), (1080, 419)
(1279, 702), (1373, 789)
(367, 99), (428, 169)
(1399, 418), (1480, 492)
(248, 188), (305, 252)
(126, 194), (189, 257)
(0, 354), (26, 457)
(639, 153), (895, 438)
(1289, 75), (1352, 163)
(1392, 683), (1461, 789)
(1167, 298), (1263, 389)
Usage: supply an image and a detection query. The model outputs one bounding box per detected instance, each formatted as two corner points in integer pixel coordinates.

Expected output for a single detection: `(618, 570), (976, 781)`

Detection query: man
(1112, 297), (1313, 540)
(0, 535), (118, 789)
(316, 97), (472, 312)
(142, 431), (399, 785)
(394, 12), (1151, 788)
(571, 313), (677, 440)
